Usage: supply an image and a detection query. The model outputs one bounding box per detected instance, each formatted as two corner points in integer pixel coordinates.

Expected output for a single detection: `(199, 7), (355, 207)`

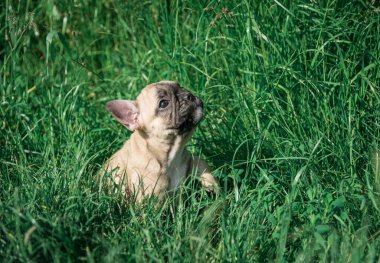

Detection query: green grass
(1, 0), (380, 262)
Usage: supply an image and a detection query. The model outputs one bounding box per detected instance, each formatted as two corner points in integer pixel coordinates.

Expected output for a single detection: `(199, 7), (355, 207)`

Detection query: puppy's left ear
(106, 100), (139, 131)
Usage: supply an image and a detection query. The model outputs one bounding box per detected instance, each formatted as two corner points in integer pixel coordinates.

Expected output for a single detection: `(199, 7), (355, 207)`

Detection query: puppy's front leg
(191, 156), (219, 192)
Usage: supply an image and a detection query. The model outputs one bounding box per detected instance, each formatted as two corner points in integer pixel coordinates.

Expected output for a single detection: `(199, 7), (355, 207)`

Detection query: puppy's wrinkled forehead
(138, 81), (182, 100)
(152, 81), (181, 96)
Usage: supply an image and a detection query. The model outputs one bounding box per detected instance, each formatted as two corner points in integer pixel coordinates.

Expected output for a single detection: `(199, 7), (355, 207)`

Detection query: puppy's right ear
(106, 100), (139, 131)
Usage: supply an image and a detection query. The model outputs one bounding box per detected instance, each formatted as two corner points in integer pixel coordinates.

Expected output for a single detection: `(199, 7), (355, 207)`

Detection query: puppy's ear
(106, 100), (139, 131)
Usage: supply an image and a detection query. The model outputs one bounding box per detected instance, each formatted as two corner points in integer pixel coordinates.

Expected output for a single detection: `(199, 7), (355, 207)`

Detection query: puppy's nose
(196, 97), (203, 108)
(186, 93), (195, 102)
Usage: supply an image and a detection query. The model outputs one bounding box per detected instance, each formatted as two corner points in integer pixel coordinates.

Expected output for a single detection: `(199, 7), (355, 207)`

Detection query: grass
(1, 0), (379, 261)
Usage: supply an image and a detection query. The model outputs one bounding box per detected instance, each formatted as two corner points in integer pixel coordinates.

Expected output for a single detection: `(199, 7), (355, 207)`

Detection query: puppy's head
(106, 81), (203, 140)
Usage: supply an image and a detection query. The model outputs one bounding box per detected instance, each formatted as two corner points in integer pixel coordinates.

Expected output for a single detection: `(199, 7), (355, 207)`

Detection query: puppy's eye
(159, 100), (169, 109)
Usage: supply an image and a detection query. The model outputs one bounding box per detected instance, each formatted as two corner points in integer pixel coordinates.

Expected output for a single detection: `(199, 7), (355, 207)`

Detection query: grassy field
(1, 0), (380, 262)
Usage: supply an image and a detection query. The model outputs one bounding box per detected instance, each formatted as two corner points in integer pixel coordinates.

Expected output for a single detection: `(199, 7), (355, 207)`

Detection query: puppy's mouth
(177, 99), (203, 135)
(178, 116), (194, 135)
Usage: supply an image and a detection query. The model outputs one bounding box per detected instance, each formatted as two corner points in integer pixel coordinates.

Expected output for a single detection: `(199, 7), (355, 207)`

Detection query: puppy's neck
(130, 130), (186, 166)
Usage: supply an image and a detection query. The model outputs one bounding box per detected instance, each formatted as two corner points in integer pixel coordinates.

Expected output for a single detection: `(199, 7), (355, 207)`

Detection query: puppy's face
(107, 81), (203, 140)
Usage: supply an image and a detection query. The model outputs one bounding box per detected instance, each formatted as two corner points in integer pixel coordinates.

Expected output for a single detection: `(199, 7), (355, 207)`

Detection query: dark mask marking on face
(154, 82), (203, 135)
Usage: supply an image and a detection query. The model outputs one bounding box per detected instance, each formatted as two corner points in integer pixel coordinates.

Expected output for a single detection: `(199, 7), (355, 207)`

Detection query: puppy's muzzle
(195, 96), (203, 108)
(184, 92), (203, 108)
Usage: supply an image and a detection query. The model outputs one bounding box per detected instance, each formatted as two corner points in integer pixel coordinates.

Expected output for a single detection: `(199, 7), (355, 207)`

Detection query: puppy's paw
(201, 172), (219, 193)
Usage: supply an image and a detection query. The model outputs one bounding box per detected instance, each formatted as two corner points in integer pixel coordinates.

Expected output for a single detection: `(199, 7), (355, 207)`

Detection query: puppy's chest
(166, 148), (190, 190)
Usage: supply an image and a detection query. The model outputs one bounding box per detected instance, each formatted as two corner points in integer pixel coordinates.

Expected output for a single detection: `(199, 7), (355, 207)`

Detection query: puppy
(101, 81), (218, 201)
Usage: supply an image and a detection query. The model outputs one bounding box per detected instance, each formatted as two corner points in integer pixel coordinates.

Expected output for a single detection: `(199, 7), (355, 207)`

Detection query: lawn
(1, 0), (379, 262)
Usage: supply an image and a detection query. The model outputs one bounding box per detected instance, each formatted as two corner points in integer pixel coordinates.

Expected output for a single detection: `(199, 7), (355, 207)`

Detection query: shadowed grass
(1, 0), (379, 262)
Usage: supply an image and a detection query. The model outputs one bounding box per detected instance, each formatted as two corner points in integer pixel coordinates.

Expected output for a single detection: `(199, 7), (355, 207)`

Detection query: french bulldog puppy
(101, 81), (218, 201)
